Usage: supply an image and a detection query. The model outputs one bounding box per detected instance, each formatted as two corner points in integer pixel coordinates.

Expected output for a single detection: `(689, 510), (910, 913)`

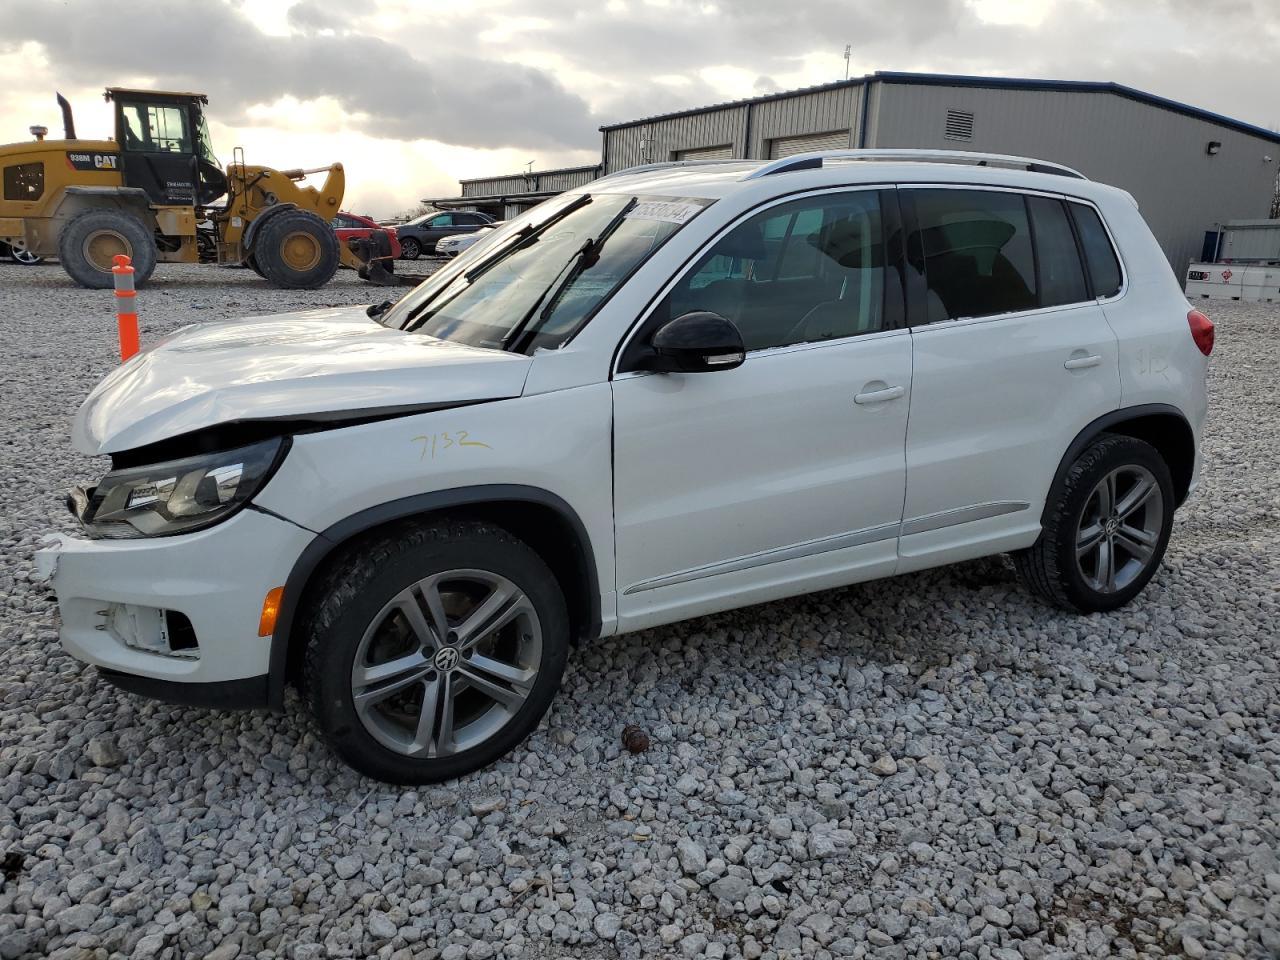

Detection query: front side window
(383, 193), (706, 353)
(120, 103), (191, 153)
(908, 188), (1037, 322)
(429, 214), (453, 228)
(3, 162), (44, 201)
(657, 190), (890, 352)
(1070, 202), (1123, 299)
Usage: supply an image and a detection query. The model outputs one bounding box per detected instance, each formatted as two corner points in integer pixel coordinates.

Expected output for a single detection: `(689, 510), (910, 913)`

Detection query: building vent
(944, 109), (975, 141)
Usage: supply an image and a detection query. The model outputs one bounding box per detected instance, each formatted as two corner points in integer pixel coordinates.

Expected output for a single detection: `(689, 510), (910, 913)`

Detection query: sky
(2, 0), (1277, 218)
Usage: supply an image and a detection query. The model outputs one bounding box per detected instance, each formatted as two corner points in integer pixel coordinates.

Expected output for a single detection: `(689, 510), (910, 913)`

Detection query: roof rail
(743, 149), (1087, 181)
(592, 158), (750, 186)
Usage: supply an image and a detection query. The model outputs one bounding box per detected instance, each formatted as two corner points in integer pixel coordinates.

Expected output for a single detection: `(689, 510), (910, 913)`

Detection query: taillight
(1188, 308), (1214, 356)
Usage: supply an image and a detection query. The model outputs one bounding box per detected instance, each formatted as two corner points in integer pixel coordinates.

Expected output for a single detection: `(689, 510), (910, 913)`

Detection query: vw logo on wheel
(433, 647), (461, 671)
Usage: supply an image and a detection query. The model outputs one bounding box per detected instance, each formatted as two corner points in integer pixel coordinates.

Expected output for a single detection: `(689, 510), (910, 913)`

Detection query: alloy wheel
(1075, 465), (1164, 594)
(350, 569), (542, 758)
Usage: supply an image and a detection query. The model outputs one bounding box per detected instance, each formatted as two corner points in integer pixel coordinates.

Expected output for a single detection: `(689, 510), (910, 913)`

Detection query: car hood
(72, 305), (532, 455)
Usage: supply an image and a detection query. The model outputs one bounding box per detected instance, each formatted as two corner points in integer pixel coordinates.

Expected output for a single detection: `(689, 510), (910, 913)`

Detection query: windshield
(193, 109), (219, 167)
(381, 193), (708, 353)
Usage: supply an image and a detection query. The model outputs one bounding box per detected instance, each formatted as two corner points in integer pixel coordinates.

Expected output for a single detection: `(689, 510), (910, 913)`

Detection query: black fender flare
(1042, 403), (1194, 523)
(266, 484), (601, 711)
(241, 201), (298, 253)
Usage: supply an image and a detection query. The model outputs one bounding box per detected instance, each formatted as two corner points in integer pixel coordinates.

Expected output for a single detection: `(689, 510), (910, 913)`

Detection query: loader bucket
(349, 231), (410, 287)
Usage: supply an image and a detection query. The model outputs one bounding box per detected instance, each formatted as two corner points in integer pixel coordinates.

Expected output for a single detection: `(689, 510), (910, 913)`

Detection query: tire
(57, 209), (157, 289)
(246, 253), (266, 278)
(303, 519), (570, 784)
(1015, 433), (1174, 613)
(400, 236), (421, 260)
(252, 209), (340, 289)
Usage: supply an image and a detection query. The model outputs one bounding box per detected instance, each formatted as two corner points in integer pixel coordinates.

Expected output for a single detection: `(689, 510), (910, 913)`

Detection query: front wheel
(253, 209), (340, 289)
(1015, 433), (1174, 613)
(399, 236), (421, 260)
(303, 519), (569, 784)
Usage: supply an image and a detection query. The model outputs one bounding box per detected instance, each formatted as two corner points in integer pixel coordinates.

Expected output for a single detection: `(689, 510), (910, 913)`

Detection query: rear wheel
(57, 209), (157, 288)
(399, 236), (421, 260)
(253, 209), (340, 289)
(1015, 434), (1174, 612)
(303, 519), (569, 784)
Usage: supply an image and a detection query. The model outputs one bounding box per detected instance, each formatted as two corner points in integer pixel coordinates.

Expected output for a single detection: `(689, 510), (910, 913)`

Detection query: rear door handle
(1064, 354), (1102, 370)
(854, 385), (905, 405)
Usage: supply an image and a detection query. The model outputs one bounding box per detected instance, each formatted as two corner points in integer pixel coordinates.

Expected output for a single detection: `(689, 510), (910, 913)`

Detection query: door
(116, 99), (198, 205)
(612, 188), (912, 631)
(768, 130), (851, 158)
(674, 145), (734, 161)
(897, 187), (1122, 570)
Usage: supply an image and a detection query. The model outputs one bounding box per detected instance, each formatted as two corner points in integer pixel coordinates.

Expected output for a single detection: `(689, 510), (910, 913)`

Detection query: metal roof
(599, 70), (1280, 145)
(104, 87), (209, 104)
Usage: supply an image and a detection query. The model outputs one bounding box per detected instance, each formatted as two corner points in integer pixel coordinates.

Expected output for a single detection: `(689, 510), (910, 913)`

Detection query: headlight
(77, 438), (287, 538)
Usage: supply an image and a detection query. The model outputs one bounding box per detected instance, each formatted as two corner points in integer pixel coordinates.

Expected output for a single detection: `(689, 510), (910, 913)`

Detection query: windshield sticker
(625, 201), (703, 225)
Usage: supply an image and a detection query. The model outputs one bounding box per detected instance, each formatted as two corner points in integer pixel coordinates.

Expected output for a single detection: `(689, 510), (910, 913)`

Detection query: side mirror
(646, 311), (746, 373)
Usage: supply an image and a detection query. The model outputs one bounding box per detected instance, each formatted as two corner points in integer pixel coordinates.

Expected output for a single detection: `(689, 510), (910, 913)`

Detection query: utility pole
(843, 44), (851, 80)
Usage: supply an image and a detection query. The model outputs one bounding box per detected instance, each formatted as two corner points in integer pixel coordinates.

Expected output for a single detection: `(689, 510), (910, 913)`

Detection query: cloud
(3, 0), (1278, 216)
(0, 0), (599, 151)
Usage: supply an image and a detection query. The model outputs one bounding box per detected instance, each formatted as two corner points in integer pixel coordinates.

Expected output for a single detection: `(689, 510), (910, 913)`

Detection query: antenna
(843, 44), (851, 80)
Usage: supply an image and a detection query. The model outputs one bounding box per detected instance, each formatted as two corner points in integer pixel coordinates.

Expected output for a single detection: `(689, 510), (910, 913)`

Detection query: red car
(331, 212), (402, 260)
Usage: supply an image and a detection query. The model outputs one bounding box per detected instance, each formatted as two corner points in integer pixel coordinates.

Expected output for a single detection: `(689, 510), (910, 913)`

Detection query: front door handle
(1064, 354), (1102, 370)
(854, 385), (905, 405)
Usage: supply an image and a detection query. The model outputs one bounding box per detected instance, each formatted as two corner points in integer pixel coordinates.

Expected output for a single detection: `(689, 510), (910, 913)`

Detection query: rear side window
(1070, 202), (1123, 298)
(1027, 196), (1088, 307)
(3, 162), (44, 201)
(908, 189), (1037, 322)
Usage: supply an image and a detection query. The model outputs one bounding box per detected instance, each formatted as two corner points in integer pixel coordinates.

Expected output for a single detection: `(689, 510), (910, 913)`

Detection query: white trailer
(1185, 262), (1280, 302)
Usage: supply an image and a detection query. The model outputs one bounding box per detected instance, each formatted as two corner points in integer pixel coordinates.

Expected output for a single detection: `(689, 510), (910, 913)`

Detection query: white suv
(38, 150), (1213, 784)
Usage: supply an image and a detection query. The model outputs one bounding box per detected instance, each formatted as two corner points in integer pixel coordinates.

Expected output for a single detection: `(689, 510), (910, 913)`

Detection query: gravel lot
(0, 261), (1277, 960)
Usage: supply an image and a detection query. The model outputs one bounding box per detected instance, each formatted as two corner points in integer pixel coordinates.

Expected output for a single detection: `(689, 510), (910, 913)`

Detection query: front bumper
(34, 507), (314, 703)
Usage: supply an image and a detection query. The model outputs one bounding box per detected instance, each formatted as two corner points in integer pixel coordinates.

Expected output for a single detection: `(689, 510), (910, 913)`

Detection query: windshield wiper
(397, 194), (595, 333)
(464, 192), (593, 284)
(503, 198), (638, 354)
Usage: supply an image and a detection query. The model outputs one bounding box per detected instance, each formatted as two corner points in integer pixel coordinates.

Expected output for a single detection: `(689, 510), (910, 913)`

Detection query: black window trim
(897, 183), (1127, 329)
(613, 183), (908, 377)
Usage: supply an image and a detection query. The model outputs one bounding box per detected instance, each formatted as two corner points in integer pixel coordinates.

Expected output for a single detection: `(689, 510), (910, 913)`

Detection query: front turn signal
(258, 586), (285, 637)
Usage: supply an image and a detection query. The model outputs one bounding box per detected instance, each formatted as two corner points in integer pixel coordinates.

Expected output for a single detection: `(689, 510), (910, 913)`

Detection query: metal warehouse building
(435, 165), (599, 221)
(600, 71), (1280, 276)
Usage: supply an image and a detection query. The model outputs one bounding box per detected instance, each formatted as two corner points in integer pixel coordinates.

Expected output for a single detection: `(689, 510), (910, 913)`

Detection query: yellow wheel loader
(0, 89), (395, 289)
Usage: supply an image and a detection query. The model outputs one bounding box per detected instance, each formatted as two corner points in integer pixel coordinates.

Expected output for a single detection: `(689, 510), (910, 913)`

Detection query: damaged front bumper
(33, 508), (313, 707)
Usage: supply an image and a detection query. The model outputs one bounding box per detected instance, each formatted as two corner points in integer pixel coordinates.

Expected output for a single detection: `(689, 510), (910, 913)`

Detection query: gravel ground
(0, 261), (1277, 960)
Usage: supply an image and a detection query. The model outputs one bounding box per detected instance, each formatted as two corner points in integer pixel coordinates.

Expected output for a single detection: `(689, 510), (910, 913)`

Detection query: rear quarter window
(1069, 202), (1123, 299)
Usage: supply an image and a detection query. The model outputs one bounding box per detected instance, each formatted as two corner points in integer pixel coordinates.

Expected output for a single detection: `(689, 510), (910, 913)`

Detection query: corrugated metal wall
(751, 85), (860, 158)
(537, 167), (600, 191)
(603, 89), (866, 173)
(460, 166), (598, 198)
(461, 175), (527, 198)
(604, 105), (749, 172)
(1218, 220), (1280, 261)
(869, 82), (1279, 276)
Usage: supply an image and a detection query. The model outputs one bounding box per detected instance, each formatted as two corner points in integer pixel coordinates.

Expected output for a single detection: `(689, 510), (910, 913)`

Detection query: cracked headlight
(75, 438), (288, 538)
